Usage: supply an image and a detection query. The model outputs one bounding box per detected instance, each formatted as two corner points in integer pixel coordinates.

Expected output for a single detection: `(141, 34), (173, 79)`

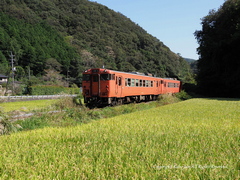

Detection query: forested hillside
(0, 0), (191, 86)
(195, 0), (240, 97)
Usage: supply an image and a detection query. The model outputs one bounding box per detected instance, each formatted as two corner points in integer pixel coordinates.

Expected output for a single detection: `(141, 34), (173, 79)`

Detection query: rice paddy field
(0, 98), (239, 179)
(0, 99), (58, 112)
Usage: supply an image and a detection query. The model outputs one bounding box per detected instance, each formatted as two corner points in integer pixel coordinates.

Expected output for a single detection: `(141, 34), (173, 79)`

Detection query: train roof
(83, 68), (179, 81)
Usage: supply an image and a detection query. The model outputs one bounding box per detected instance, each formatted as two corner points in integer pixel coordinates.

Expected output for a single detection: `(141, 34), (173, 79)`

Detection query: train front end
(82, 68), (114, 107)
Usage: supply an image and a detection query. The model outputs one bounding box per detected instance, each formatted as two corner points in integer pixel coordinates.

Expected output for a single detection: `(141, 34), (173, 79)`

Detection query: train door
(159, 80), (164, 94)
(156, 80), (159, 94)
(91, 74), (100, 96)
(115, 76), (122, 97)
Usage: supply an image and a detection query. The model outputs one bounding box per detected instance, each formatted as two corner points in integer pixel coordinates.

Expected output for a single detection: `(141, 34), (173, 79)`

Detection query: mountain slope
(0, 0), (191, 84)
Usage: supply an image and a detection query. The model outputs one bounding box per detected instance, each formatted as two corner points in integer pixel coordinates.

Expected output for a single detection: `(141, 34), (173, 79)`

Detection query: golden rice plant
(0, 98), (239, 179)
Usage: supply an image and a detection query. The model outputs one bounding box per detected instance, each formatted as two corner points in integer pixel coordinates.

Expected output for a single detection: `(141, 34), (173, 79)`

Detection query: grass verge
(12, 94), (181, 131)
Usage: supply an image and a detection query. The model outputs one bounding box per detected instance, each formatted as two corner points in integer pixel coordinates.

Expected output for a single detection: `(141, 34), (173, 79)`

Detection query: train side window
(136, 79), (139, 87)
(112, 74), (115, 80)
(168, 83), (175, 88)
(116, 76), (118, 85)
(118, 77), (122, 86)
(143, 80), (145, 87)
(151, 81), (153, 87)
(128, 78), (131, 86)
(146, 80), (148, 87)
(156, 81), (158, 87)
(140, 80), (142, 87)
(125, 78), (128, 86)
(131, 79), (135, 87)
(161, 80), (164, 84)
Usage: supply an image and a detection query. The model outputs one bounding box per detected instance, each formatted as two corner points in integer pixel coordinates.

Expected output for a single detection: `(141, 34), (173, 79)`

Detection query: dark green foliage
(28, 85), (79, 95)
(0, 12), (81, 78)
(195, 0), (240, 97)
(0, 0), (192, 84)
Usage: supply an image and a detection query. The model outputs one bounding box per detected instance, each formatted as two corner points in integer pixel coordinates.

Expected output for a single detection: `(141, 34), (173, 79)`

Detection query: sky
(92, 0), (225, 60)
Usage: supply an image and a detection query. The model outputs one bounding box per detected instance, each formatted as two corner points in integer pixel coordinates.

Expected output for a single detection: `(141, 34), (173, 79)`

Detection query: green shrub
(174, 90), (192, 100)
(28, 85), (79, 95)
(53, 96), (76, 110)
(157, 93), (180, 105)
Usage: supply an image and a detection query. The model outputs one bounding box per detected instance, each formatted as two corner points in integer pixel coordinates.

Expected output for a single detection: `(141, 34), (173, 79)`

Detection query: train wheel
(117, 98), (123, 105)
(111, 98), (117, 106)
(86, 104), (94, 109)
(136, 96), (141, 103)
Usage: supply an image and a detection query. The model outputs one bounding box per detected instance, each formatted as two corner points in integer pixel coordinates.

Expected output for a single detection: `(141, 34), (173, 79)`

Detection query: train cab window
(116, 76), (118, 85)
(143, 80), (145, 87)
(92, 69), (99, 73)
(101, 74), (111, 81)
(136, 79), (139, 87)
(83, 74), (91, 81)
(131, 79), (135, 87)
(140, 80), (143, 87)
(161, 80), (164, 84)
(93, 75), (99, 82)
(127, 78), (131, 86)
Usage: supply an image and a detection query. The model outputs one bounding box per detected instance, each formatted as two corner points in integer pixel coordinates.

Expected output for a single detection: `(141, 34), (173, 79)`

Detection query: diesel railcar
(82, 68), (181, 107)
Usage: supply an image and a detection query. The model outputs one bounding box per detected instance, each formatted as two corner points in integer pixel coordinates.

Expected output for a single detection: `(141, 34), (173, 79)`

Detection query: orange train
(82, 68), (181, 107)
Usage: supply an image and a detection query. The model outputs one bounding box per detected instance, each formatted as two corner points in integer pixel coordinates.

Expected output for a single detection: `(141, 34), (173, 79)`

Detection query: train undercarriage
(84, 95), (159, 108)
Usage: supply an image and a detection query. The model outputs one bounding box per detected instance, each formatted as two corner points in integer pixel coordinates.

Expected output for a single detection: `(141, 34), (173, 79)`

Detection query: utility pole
(9, 51), (15, 95)
(28, 66), (31, 80)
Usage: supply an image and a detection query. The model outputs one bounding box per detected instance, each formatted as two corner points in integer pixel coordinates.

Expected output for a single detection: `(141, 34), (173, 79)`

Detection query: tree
(195, 0), (240, 97)
(46, 58), (62, 72)
(43, 69), (67, 87)
(0, 0), (192, 86)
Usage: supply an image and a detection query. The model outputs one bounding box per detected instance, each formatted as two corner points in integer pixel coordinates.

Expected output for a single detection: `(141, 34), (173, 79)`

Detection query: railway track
(0, 95), (77, 102)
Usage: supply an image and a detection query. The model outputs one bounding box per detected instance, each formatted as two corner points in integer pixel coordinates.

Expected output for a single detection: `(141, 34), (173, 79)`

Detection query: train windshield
(100, 74), (112, 81)
(83, 74), (91, 81)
